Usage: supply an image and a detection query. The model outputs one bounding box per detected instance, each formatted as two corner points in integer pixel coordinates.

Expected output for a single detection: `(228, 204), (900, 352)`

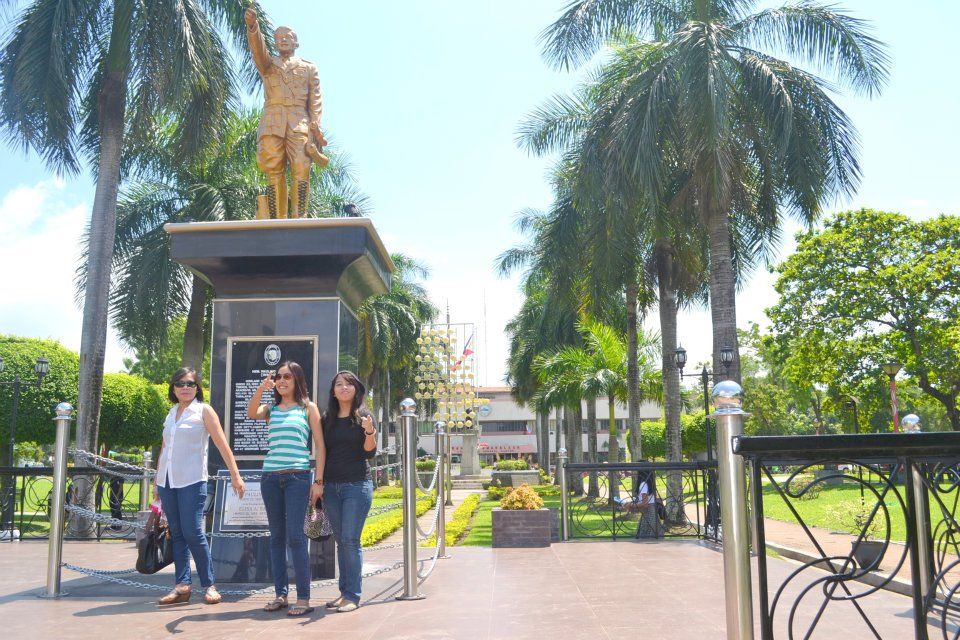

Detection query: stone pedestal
(458, 430), (482, 478)
(166, 218), (392, 583)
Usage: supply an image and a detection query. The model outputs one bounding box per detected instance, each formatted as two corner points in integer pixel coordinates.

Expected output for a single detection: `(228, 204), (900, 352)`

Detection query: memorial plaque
(210, 470), (334, 584)
(226, 336), (318, 459)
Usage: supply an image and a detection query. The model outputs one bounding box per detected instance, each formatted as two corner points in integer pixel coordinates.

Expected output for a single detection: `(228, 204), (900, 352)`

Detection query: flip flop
(263, 597), (287, 612)
(287, 604), (315, 616)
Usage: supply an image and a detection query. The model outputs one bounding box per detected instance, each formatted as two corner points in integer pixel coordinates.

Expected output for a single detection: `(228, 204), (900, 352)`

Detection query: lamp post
(0, 356), (51, 531)
(846, 397), (861, 434)
(882, 361), (903, 432)
(675, 344), (734, 462)
(675, 344), (732, 537)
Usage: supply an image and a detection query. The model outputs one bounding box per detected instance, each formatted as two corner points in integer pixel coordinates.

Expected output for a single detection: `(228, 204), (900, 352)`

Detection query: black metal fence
(735, 432), (960, 640)
(561, 461), (720, 542)
(0, 466), (143, 541)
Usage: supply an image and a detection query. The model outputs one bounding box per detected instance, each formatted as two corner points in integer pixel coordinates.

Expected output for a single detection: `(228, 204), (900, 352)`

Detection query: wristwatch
(364, 430), (375, 436)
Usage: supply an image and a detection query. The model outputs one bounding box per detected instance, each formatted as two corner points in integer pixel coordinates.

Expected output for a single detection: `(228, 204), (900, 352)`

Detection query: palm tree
(540, 0), (889, 382)
(1, 0), (266, 460)
(77, 110), (368, 372)
(536, 318), (661, 499)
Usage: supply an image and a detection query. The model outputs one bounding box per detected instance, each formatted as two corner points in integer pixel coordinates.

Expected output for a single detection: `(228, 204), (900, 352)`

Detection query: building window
(480, 421), (528, 434)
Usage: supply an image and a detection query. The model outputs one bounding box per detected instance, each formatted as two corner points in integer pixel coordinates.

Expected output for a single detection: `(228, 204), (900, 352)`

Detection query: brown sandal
(263, 597), (287, 612)
(287, 601), (314, 616)
(204, 586), (222, 605)
(158, 587), (191, 606)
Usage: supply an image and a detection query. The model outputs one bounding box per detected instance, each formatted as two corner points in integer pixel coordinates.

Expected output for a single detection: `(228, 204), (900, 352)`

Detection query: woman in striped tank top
(246, 361), (324, 616)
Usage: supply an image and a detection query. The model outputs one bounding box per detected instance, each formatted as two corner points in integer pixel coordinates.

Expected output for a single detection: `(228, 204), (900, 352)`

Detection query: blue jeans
(324, 479), (373, 603)
(260, 471), (312, 599)
(157, 481), (214, 588)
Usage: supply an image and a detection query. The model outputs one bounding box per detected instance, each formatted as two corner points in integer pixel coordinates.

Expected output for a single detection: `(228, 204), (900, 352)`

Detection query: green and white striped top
(262, 405), (311, 472)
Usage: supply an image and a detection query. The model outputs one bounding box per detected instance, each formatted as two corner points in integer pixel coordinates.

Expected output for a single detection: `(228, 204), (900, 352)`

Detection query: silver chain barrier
(62, 559), (405, 597)
(64, 504), (146, 530)
(415, 495), (443, 539)
(70, 450), (156, 480)
(413, 456), (441, 493)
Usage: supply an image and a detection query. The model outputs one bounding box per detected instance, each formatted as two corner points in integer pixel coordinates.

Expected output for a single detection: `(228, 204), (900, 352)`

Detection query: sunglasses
(273, 373), (294, 381)
(174, 381), (198, 388)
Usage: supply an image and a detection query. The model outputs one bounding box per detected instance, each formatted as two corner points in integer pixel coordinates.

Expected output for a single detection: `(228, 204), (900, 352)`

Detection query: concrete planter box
(490, 470), (540, 488)
(492, 508), (552, 548)
(417, 471), (437, 488)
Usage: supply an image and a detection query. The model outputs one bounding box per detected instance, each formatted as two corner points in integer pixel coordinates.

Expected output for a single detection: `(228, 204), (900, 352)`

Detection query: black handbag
(136, 512), (174, 575)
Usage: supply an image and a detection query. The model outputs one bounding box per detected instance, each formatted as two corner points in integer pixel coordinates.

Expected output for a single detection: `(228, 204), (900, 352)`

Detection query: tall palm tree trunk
(73, 0), (134, 538)
(658, 248), (685, 524)
(181, 274), (208, 372)
(571, 402), (584, 495)
(563, 406), (582, 495)
(607, 396), (620, 500)
(586, 398), (599, 497)
(625, 282), (641, 461)
(707, 209), (741, 382)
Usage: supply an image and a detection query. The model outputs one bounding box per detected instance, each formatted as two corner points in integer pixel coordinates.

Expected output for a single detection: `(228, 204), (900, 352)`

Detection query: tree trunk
(536, 408), (550, 470)
(181, 274), (208, 373)
(73, 0), (134, 538)
(658, 248), (685, 523)
(608, 396), (620, 500)
(586, 397), (599, 497)
(707, 209), (741, 382)
(626, 282), (641, 461)
(571, 402), (584, 495)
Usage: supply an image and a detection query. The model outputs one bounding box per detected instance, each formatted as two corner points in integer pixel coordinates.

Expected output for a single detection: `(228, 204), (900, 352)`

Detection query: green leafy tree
(539, 0), (890, 385)
(123, 317), (210, 385)
(1, 0), (267, 460)
(0, 336), (79, 448)
(767, 209), (960, 430)
(99, 373), (168, 449)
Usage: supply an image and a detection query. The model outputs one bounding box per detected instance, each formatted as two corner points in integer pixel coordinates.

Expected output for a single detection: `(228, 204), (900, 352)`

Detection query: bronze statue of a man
(245, 7), (327, 218)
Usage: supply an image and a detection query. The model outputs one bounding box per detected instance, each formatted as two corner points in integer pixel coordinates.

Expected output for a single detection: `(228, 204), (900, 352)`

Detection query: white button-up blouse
(157, 399), (209, 488)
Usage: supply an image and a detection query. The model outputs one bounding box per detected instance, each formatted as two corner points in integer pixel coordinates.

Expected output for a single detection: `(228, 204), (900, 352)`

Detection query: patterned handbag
(304, 498), (333, 540)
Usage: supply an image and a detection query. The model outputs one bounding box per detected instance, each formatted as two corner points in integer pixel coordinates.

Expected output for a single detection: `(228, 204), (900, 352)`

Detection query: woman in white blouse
(154, 367), (244, 606)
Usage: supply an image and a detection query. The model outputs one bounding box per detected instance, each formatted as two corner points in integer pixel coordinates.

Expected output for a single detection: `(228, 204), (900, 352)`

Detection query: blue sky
(1, 0), (958, 386)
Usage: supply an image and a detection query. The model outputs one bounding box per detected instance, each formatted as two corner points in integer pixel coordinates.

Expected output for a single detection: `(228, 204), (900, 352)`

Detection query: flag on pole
(451, 333), (475, 371)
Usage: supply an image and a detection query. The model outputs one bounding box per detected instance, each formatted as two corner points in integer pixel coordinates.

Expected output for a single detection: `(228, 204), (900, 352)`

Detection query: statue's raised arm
(244, 7), (270, 76)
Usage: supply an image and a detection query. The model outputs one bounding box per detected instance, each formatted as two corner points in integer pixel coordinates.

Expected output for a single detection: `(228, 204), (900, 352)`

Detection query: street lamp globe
(881, 361), (902, 378)
(0, 357), (4, 373)
(902, 414), (921, 433)
(34, 357), (50, 378)
(674, 345), (688, 372)
(720, 345), (734, 370)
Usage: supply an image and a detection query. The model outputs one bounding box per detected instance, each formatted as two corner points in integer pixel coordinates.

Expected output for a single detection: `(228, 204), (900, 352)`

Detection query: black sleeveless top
(322, 415), (377, 483)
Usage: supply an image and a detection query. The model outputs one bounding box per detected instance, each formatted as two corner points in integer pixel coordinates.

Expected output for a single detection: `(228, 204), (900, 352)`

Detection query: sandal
(325, 596), (346, 609)
(336, 601), (359, 613)
(287, 601), (315, 616)
(158, 587), (191, 606)
(263, 597), (287, 612)
(204, 586), (222, 605)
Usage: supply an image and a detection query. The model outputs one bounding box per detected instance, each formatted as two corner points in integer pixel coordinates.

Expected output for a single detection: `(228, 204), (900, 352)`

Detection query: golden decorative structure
(245, 6), (329, 220)
(414, 326), (488, 432)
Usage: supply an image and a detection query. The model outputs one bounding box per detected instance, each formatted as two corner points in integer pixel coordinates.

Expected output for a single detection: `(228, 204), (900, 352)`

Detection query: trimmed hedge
(361, 493), (436, 547)
(98, 374), (170, 448)
(0, 336), (79, 445)
(493, 459), (528, 471)
(487, 483), (559, 501)
(423, 492), (482, 547)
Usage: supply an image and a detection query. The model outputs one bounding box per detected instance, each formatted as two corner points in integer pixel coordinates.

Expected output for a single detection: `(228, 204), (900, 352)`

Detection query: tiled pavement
(0, 536), (937, 640)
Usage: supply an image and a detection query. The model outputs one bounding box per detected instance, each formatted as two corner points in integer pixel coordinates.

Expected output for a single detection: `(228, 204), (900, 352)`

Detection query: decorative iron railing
(560, 461), (720, 542)
(734, 432), (960, 640)
(0, 466), (142, 541)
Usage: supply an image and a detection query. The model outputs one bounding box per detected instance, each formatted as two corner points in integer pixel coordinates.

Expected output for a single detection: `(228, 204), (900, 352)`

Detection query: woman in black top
(320, 371), (376, 612)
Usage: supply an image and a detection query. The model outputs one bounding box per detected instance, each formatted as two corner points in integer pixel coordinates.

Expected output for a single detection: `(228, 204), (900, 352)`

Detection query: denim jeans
(157, 480), (214, 588)
(324, 479), (373, 603)
(260, 471), (312, 599)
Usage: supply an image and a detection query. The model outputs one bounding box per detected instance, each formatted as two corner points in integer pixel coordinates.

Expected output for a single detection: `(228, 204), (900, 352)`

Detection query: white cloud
(0, 181), (130, 372)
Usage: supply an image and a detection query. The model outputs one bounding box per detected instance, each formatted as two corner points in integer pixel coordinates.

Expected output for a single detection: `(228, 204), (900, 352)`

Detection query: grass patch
(422, 493), (482, 547)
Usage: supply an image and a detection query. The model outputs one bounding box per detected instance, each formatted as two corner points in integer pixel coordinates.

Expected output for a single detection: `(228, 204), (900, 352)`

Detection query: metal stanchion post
(713, 381), (753, 640)
(435, 422), (449, 559)
(140, 450), (153, 510)
(903, 414), (933, 602)
(444, 431), (453, 507)
(558, 448), (569, 541)
(40, 403), (73, 599)
(397, 398), (425, 600)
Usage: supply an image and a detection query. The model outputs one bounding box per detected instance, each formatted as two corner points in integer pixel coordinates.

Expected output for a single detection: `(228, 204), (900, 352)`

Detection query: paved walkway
(0, 537), (937, 639)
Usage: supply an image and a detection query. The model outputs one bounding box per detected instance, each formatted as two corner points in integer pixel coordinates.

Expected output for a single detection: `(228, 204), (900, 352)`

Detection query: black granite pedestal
(166, 218), (393, 583)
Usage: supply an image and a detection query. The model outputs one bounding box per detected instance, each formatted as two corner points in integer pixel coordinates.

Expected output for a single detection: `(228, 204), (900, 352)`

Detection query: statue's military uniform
(247, 22), (322, 217)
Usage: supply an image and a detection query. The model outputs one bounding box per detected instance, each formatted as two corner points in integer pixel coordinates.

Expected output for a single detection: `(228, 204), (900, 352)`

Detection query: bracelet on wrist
(364, 430), (375, 436)
(314, 479), (324, 486)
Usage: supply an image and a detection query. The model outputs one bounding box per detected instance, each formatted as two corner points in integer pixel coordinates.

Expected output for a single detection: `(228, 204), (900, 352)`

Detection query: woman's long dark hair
(273, 361), (309, 406)
(324, 370), (367, 425)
